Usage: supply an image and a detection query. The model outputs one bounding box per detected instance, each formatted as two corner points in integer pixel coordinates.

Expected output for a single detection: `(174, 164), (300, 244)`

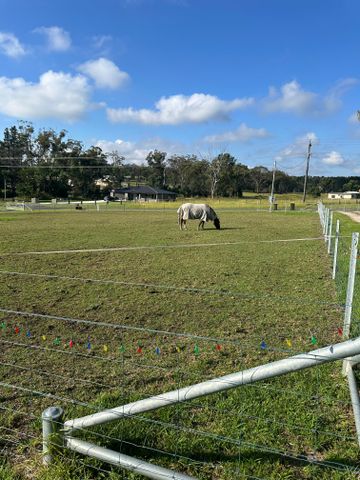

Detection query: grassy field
(0, 205), (359, 479)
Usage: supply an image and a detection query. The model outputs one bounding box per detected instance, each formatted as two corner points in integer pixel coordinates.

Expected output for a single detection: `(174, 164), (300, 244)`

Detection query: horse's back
(178, 203), (212, 221)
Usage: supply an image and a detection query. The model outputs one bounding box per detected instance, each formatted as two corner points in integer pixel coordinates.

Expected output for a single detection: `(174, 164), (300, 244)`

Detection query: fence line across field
(1, 329), (356, 407)
(0, 307), (341, 353)
(0, 268), (347, 308)
(0, 235), (330, 258)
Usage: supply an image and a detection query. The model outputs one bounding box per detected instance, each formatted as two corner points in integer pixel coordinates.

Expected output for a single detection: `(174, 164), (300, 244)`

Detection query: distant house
(95, 176), (111, 189)
(111, 186), (177, 202)
(328, 191), (360, 200)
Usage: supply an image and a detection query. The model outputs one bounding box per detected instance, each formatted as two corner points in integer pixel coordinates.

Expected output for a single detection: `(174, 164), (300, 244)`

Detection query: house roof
(329, 191), (360, 195)
(113, 186), (176, 195)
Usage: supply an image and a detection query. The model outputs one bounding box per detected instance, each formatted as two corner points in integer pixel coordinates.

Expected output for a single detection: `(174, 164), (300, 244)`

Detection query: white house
(328, 191), (360, 200)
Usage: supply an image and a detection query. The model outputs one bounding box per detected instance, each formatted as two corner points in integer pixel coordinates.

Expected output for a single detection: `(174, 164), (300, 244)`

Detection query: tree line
(0, 123), (359, 200)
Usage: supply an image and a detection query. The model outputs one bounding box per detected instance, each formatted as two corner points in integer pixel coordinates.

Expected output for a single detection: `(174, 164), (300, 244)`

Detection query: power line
(302, 140), (312, 203)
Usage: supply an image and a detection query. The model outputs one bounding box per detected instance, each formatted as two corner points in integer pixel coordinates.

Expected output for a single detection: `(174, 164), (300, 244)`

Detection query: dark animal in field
(177, 203), (220, 230)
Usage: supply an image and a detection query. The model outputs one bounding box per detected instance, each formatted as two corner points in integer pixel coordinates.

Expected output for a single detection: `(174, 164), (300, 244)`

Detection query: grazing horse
(177, 203), (220, 230)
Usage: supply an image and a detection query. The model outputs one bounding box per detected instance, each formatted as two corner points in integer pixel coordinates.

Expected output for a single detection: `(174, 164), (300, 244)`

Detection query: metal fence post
(344, 361), (360, 446)
(343, 232), (359, 338)
(332, 219), (340, 280)
(327, 211), (333, 254)
(42, 406), (64, 465)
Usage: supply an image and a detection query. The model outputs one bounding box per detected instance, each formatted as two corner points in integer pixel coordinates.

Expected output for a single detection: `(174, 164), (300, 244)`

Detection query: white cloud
(92, 35), (112, 49)
(78, 58), (129, 89)
(96, 137), (186, 164)
(275, 132), (318, 162)
(0, 32), (26, 58)
(326, 78), (358, 112)
(274, 132), (318, 175)
(107, 93), (254, 125)
(322, 151), (344, 166)
(263, 79), (357, 116)
(204, 123), (269, 143)
(264, 81), (316, 115)
(96, 139), (149, 164)
(34, 26), (71, 51)
(0, 71), (92, 121)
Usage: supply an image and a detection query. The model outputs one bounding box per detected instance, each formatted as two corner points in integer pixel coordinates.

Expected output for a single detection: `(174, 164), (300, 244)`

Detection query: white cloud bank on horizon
(78, 58), (130, 89)
(33, 26), (71, 51)
(204, 123), (269, 143)
(107, 93), (254, 125)
(322, 151), (345, 166)
(263, 79), (358, 116)
(95, 137), (187, 164)
(0, 32), (26, 58)
(0, 71), (92, 121)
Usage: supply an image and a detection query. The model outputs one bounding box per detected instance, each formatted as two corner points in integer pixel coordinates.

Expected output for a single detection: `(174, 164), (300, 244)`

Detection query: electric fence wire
(1, 338), (357, 442)
(0, 342), (356, 410)
(0, 308), (343, 355)
(0, 379), (357, 478)
(0, 268), (348, 308)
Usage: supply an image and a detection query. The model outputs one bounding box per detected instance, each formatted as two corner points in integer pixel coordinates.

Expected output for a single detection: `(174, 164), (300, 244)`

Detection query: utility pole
(269, 160), (276, 212)
(302, 140), (312, 203)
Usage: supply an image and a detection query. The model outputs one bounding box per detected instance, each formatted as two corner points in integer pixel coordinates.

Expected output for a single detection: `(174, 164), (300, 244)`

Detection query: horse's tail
(177, 206), (182, 224)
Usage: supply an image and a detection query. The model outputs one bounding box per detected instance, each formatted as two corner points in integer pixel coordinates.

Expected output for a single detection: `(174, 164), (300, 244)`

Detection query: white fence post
(324, 208), (330, 241)
(343, 232), (359, 338)
(327, 211), (333, 254)
(332, 219), (340, 280)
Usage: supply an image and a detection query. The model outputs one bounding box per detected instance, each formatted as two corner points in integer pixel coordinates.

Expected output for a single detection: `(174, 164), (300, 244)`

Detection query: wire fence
(1, 207), (360, 479)
(1, 198), (318, 214)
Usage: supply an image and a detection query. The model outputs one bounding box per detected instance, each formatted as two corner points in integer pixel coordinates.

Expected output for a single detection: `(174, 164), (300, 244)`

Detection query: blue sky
(1, 0), (360, 176)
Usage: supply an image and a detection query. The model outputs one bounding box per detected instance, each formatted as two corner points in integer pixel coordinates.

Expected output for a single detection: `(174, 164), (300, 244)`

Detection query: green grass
(0, 207), (359, 479)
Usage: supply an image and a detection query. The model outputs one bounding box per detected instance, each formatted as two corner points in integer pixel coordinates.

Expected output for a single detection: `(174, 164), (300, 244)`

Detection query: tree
(106, 151), (125, 189)
(167, 154), (198, 194)
(343, 179), (360, 192)
(146, 150), (167, 188)
(0, 122), (34, 198)
(249, 166), (271, 194)
(67, 146), (108, 198)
